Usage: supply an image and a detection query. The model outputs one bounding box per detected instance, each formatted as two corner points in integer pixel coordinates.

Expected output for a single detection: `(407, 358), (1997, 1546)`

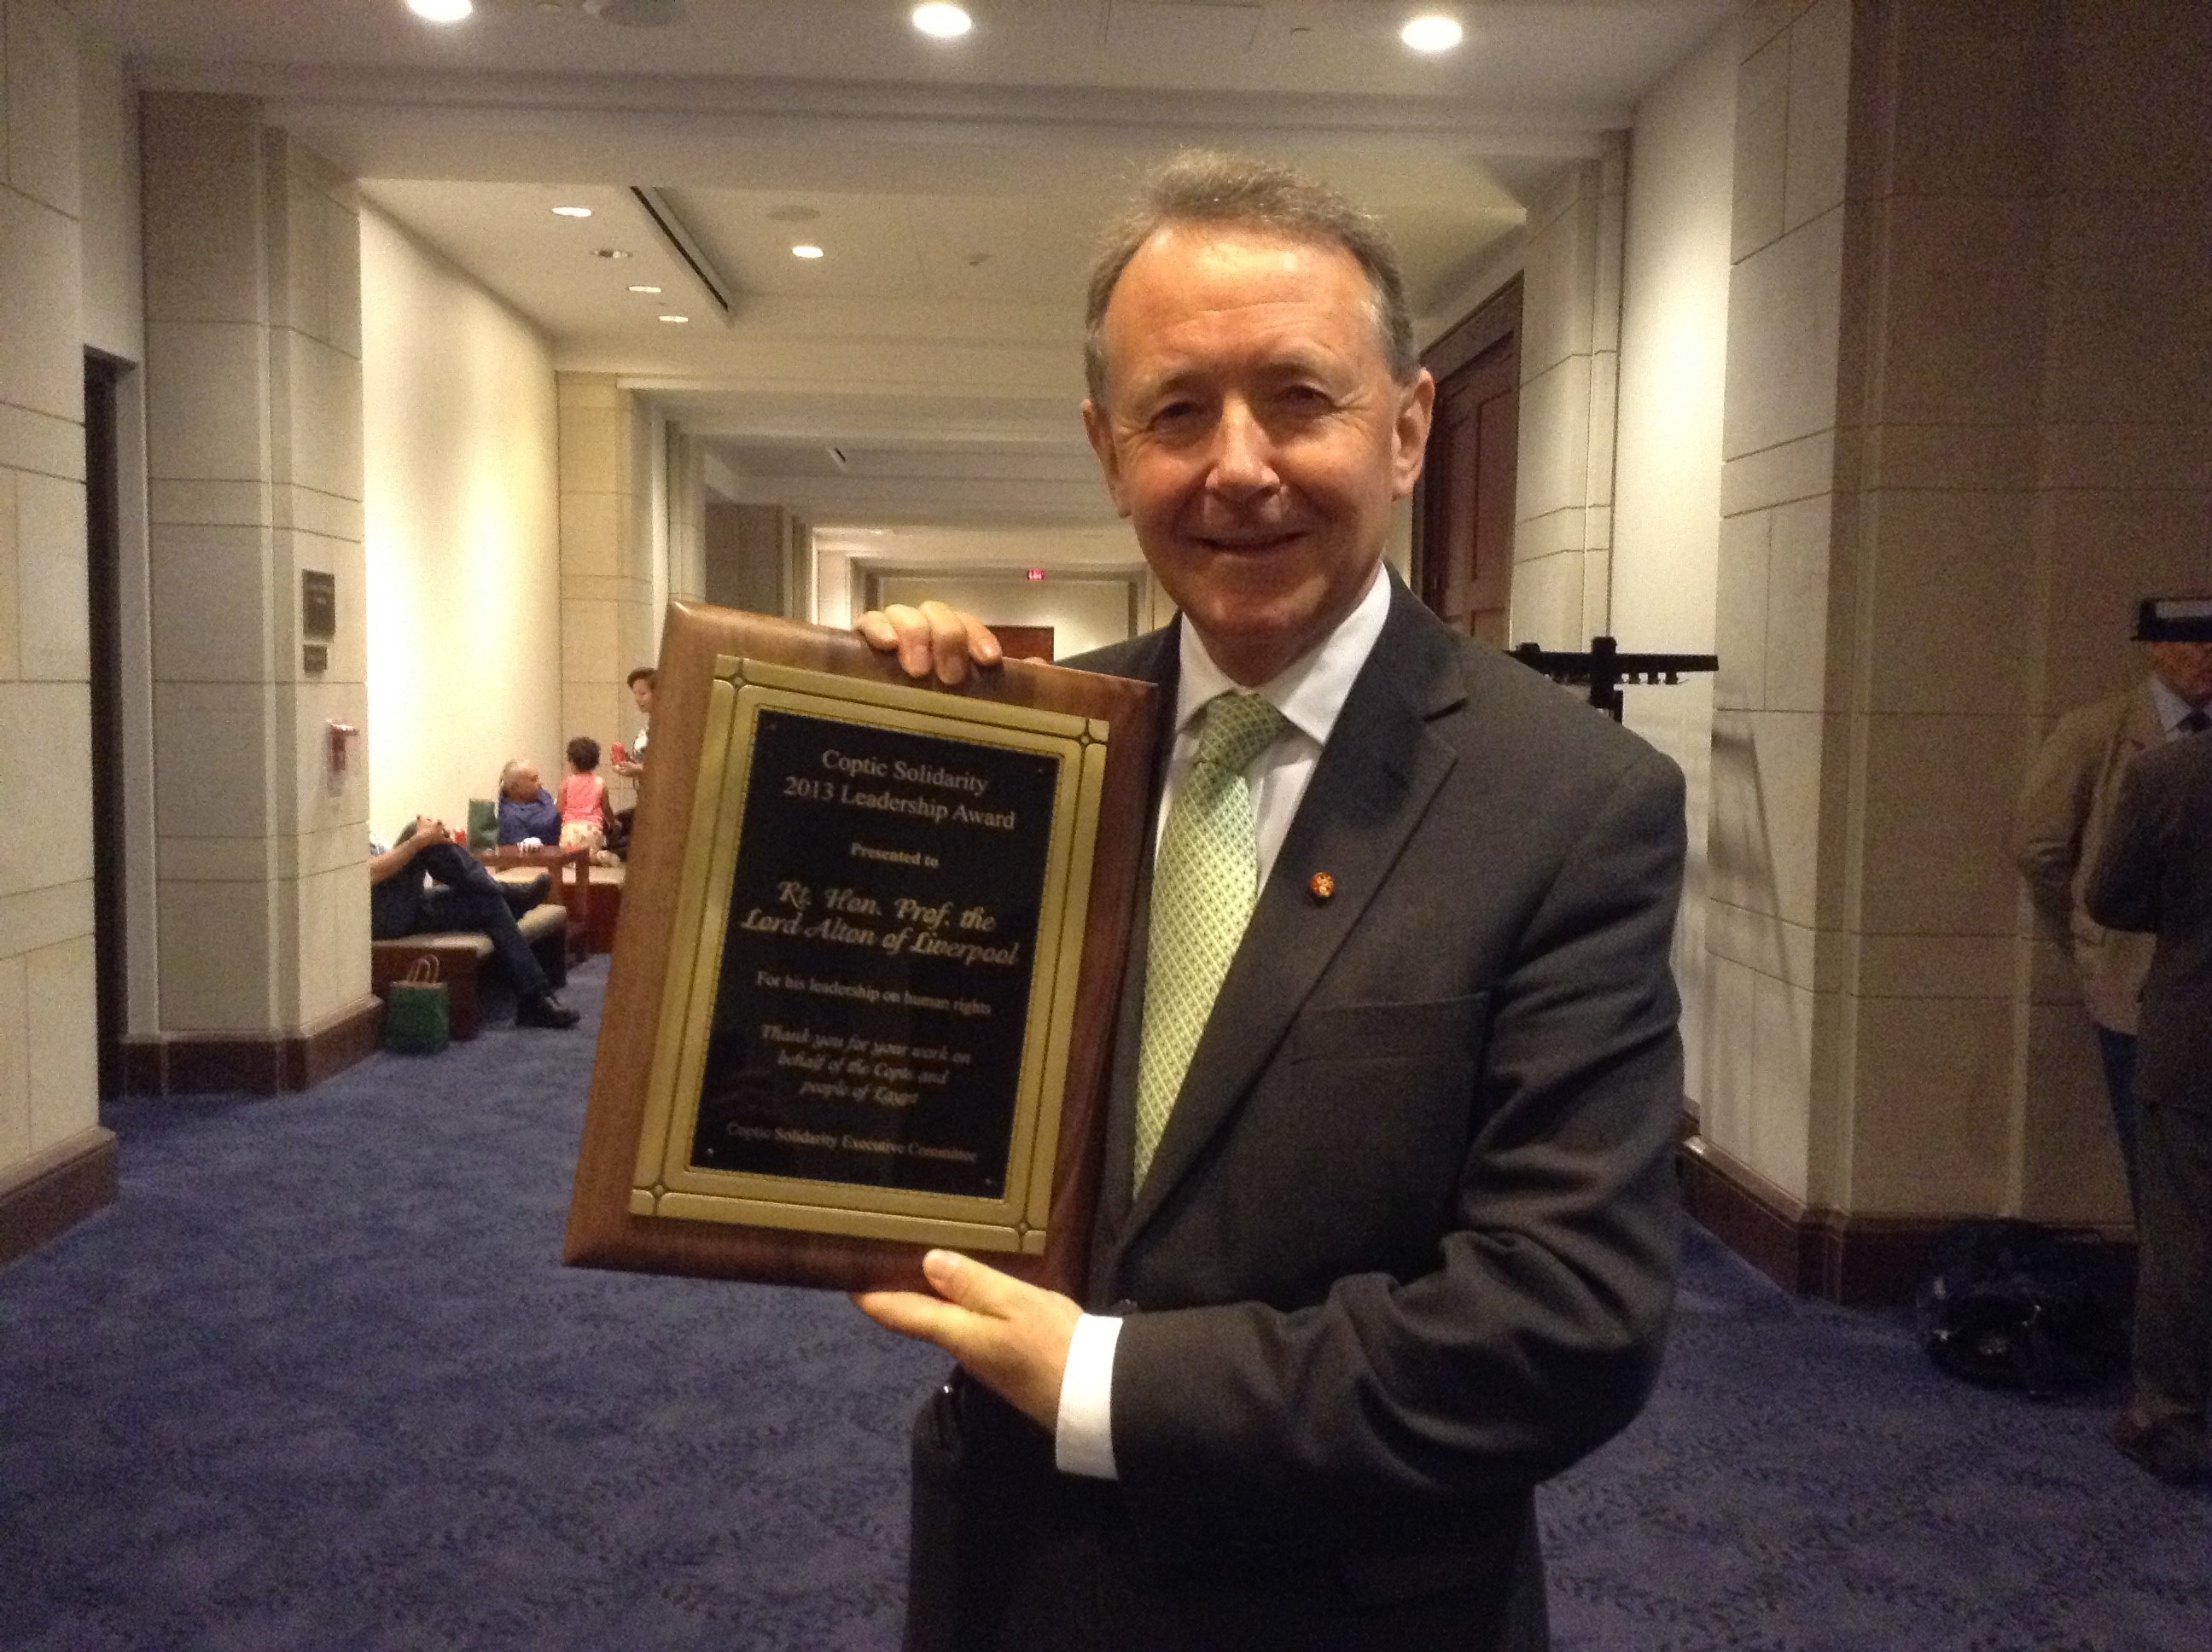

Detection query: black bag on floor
(1915, 1219), (2125, 1398)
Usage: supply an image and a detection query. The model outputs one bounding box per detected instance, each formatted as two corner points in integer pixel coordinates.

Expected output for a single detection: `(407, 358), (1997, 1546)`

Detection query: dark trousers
(370, 843), (550, 999)
(2094, 1026), (2142, 1219)
(2132, 1102), (2212, 1427)
(905, 1376), (1549, 1652)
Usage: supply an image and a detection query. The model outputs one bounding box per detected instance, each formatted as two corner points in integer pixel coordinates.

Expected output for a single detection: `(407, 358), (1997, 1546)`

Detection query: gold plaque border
(628, 654), (1107, 1256)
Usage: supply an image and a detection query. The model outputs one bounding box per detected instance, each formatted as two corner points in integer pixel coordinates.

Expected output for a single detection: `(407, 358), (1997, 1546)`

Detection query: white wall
(1610, 17), (1736, 1107)
(74, 26), (158, 1036)
(875, 573), (1138, 660)
(1614, 23), (1733, 657)
(0, 0), (97, 1174)
(360, 206), (560, 839)
(812, 524), (1148, 631)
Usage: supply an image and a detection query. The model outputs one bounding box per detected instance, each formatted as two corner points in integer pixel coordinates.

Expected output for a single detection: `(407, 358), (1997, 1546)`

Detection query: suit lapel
(1112, 583), (1470, 1260)
(1084, 624), (1180, 1287)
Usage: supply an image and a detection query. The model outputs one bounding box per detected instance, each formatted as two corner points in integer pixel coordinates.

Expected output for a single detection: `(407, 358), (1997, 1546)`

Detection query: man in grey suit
(2089, 707), (2212, 1487)
(858, 154), (1686, 1649)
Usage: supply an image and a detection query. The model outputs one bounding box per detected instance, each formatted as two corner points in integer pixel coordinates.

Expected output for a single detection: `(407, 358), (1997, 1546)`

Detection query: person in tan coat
(2011, 634), (2212, 1215)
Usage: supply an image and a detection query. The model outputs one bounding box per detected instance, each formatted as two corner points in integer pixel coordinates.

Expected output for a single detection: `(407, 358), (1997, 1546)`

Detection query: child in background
(557, 736), (614, 860)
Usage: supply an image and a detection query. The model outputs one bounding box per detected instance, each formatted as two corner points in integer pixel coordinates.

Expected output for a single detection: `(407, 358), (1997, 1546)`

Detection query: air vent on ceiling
(629, 187), (736, 325)
(585, 0), (687, 26)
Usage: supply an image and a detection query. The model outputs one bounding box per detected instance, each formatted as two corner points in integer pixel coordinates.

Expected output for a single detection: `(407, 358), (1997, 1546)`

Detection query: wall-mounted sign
(301, 570), (337, 639)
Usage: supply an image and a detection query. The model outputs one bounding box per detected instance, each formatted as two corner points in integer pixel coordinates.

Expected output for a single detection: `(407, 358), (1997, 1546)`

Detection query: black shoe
(2112, 1411), (2209, 1486)
(516, 992), (580, 1029)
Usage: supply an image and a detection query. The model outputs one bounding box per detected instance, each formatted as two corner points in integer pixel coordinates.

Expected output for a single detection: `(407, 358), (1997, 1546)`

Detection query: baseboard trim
(0, 1126), (119, 1267)
(1676, 1128), (2135, 1307)
(120, 995), (383, 1096)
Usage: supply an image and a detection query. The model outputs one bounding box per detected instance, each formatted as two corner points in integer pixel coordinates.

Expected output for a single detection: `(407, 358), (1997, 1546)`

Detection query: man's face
(1081, 224), (1433, 686)
(2146, 642), (2212, 707)
(506, 765), (539, 800)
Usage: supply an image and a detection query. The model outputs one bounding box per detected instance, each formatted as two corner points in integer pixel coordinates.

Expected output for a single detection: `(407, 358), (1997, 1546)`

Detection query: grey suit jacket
(907, 582), (1686, 1651)
(2087, 730), (2212, 1116)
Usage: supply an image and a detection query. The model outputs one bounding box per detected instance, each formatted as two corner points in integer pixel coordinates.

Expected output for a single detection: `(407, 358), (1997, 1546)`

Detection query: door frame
(1412, 275), (1523, 631)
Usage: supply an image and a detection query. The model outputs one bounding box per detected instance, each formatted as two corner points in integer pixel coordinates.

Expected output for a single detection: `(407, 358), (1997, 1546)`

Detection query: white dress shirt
(1054, 563), (1394, 1480)
(2149, 675), (2209, 739)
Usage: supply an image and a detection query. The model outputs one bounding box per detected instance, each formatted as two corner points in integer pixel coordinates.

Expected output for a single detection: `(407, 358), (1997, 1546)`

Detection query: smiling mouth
(1196, 529), (1306, 551)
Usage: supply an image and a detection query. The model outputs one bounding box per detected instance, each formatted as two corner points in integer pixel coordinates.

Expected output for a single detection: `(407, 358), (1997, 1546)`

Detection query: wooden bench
(370, 903), (568, 1041)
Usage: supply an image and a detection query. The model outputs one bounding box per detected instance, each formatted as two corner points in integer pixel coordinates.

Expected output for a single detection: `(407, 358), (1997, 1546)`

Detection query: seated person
(557, 736), (615, 858)
(496, 759), (561, 847)
(370, 816), (579, 1029)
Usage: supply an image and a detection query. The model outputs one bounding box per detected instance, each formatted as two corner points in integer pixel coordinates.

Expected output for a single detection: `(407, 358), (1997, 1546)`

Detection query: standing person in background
(557, 736), (614, 858)
(2011, 621), (2212, 1217)
(496, 759), (560, 847)
(2087, 712), (2212, 1487)
(609, 666), (657, 855)
(613, 666), (655, 780)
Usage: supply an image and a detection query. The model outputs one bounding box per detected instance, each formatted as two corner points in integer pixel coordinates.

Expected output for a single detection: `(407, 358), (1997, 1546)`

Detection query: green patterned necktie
(1133, 691), (1289, 1189)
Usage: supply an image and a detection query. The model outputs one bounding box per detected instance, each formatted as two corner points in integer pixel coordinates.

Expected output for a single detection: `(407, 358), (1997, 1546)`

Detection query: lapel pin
(1308, 871), (1336, 903)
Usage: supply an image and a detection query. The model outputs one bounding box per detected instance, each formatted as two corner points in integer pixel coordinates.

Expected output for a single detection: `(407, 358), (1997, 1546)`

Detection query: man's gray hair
(1083, 151), (1417, 407)
(499, 758), (534, 791)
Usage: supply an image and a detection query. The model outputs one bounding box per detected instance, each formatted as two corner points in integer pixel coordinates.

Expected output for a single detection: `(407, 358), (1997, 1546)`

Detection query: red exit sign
(1025, 568), (1045, 581)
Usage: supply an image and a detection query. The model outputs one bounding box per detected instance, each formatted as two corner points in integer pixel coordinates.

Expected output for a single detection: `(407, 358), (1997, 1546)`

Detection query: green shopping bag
(382, 957), (451, 1055)
(466, 797), (500, 851)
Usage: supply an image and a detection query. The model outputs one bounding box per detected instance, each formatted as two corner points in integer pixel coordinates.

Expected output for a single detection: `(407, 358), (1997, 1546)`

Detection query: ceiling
(90, 0), (1741, 534)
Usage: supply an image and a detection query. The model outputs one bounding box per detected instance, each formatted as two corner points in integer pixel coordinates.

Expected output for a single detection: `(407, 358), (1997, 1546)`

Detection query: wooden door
(987, 625), (1055, 661)
(1416, 278), (1521, 648)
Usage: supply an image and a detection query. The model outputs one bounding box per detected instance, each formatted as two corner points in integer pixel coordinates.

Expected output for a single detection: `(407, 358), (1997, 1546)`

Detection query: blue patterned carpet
(2, 957), (2204, 1650)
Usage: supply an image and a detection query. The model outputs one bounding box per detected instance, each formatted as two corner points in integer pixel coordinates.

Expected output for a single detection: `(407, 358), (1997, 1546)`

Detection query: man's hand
(856, 601), (1003, 686)
(854, 1249), (1081, 1432)
(413, 815), (452, 847)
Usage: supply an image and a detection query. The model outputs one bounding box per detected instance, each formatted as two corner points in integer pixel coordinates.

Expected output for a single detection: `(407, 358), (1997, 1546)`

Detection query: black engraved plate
(688, 709), (1062, 1199)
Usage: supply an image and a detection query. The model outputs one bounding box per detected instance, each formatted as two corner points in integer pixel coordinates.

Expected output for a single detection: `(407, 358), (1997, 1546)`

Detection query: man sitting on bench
(370, 816), (581, 1029)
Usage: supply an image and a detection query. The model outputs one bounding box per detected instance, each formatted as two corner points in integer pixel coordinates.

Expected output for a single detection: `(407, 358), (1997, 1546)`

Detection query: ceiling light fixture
(406, 0), (474, 23)
(658, 314), (690, 323)
(551, 205), (593, 218)
(1400, 14), (1464, 53)
(627, 283), (663, 294)
(593, 247), (632, 259)
(911, 4), (972, 42)
(791, 243), (825, 260)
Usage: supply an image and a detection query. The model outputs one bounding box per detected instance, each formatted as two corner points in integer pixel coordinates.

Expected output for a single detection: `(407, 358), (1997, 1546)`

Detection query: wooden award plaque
(563, 602), (1156, 1296)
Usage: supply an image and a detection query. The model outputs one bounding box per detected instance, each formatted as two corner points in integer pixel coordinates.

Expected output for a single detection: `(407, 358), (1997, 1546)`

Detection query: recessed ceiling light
(627, 284), (663, 294)
(658, 314), (690, 324)
(1400, 14), (1463, 53)
(407, 0), (474, 23)
(791, 244), (825, 260)
(911, 4), (972, 41)
(551, 205), (593, 218)
(593, 247), (632, 259)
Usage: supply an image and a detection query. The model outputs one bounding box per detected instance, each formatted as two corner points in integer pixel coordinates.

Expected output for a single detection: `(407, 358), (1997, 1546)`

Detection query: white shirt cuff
(1053, 1312), (1123, 1480)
